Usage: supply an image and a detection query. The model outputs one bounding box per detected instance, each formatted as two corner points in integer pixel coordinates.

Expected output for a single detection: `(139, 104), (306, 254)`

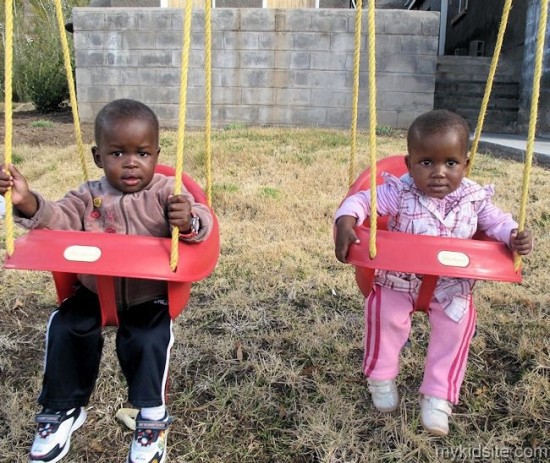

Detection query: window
(451, 0), (468, 25)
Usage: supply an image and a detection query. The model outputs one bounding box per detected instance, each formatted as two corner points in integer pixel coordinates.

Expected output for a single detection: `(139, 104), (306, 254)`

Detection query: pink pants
(363, 285), (477, 404)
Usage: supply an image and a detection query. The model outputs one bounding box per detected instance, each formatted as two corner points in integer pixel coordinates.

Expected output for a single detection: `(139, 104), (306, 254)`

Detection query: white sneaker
(367, 378), (399, 412)
(420, 395), (452, 436)
(127, 412), (172, 463)
(29, 407), (87, 463)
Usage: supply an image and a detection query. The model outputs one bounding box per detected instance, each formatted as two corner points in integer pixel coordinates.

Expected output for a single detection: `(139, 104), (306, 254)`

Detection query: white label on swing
(437, 251), (469, 268)
(63, 245), (102, 262)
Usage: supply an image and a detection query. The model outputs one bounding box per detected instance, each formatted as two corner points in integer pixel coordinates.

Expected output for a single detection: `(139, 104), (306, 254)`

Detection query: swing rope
(54, 0), (88, 183)
(366, 0), (377, 260)
(349, 0), (378, 259)
(3, 0), (14, 257)
(468, 0), (512, 175)
(170, 0), (194, 271)
(204, 0), (213, 207)
(349, 0), (362, 188)
(515, 0), (548, 270)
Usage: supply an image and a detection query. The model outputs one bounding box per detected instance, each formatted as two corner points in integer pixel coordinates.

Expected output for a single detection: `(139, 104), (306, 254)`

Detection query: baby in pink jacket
(334, 110), (532, 436)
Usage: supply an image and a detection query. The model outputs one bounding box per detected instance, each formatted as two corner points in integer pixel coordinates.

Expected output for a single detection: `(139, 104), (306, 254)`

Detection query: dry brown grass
(1, 126), (549, 462)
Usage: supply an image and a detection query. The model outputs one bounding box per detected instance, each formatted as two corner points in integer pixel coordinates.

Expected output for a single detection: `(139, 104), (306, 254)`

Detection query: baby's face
(406, 130), (469, 199)
(92, 118), (160, 194)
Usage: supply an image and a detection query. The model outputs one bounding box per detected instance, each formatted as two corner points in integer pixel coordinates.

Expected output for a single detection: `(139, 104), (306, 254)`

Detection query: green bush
(1, 0), (89, 111)
(21, 35), (69, 112)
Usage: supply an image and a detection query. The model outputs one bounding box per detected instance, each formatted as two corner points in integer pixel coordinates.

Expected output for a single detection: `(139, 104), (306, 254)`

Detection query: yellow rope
(349, 0), (362, 187)
(515, 0), (547, 271)
(3, 0), (14, 257)
(204, 0), (213, 206)
(54, 0), (88, 182)
(367, 0), (377, 259)
(467, 0), (512, 176)
(170, 0), (194, 271)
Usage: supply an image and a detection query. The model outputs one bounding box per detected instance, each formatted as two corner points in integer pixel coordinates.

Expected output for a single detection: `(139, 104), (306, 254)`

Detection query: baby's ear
(404, 155), (412, 171)
(91, 146), (102, 168)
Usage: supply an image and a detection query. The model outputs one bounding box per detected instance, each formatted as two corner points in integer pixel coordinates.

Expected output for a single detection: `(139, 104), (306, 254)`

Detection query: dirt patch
(1, 108), (95, 147)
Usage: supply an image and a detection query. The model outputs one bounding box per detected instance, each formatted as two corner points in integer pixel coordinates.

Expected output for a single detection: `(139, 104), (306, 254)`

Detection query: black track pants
(38, 286), (173, 410)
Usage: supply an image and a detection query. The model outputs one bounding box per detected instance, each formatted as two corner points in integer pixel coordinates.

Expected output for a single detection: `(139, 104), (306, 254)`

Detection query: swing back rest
(343, 155), (521, 312)
(4, 165), (220, 326)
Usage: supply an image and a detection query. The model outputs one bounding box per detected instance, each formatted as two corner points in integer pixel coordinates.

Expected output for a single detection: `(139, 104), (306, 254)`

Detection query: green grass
(1, 127), (549, 462)
(30, 120), (54, 128)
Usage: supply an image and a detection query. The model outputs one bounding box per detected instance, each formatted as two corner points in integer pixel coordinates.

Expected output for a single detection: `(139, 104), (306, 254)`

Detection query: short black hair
(94, 99), (159, 143)
(407, 109), (470, 155)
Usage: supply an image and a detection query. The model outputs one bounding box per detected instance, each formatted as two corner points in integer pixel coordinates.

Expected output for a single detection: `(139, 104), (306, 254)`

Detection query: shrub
(1, 0), (89, 110)
(21, 35), (69, 112)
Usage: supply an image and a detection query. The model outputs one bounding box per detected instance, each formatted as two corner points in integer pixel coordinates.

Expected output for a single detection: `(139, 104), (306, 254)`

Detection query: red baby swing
(343, 0), (544, 311)
(2, 0), (219, 326)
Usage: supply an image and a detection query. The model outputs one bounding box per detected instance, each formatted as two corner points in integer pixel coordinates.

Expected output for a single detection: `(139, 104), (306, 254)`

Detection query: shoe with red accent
(127, 412), (172, 463)
(367, 378), (399, 412)
(420, 395), (452, 436)
(29, 407), (87, 463)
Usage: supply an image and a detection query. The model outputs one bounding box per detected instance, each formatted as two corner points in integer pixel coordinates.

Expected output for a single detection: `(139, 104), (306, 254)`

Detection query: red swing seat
(4, 165), (220, 326)
(343, 155), (521, 312)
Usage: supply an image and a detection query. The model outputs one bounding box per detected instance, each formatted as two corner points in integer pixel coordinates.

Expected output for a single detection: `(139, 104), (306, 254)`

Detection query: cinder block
(311, 10), (349, 33)
(330, 33), (355, 52)
(240, 10), (275, 32)
(138, 50), (173, 67)
(381, 11), (422, 35)
(106, 50), (139, 67)
(156, 31), (183, 49)
(75, 50), (105, 67)
(401, 36), (438, 55)
(376, 54), (418, 74)
(210, 9), (239, 31)
(259, 32), (294, 51)
(212, 88), (242, 105)
(278, 10), (312, 31)
(73, 9), (105, 32)
(105, 11), (137, 30)
(240, 51), (274, 69)
(156, 69), (182, 87)
(242, 88), (276, 105)
(291, 107), (327, 125)
(119, 68), (157, 86)
(276, 89), (310, 106)
(326, 108), (352, 127)
(310, 89), (352, 108)
(222, 32), (259, 50)
(122, 31), (156, 49)
(136, 10), (172, 30)
(420, 14), (440, 36)
(310, 51), (348, 71)
(139, 85), (180, 105)
(293, 33), (331, 52)
(258, 106), (293, 126)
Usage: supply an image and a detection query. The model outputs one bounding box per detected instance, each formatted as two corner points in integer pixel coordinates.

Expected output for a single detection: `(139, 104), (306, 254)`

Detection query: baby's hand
(335, 215), (360, 263)
(167, 194), (192, 231)
(0, 164), (16, 196)
(0, 164), (37, 216)
(509, 228), (533, 255)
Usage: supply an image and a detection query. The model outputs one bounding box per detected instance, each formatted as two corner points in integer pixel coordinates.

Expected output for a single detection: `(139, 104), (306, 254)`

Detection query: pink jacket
(335, 173), (518, 322)
(15, 174), (213, 309)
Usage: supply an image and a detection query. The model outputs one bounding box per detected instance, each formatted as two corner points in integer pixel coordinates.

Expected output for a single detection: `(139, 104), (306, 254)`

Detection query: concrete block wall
(73, 8), (438, 129)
